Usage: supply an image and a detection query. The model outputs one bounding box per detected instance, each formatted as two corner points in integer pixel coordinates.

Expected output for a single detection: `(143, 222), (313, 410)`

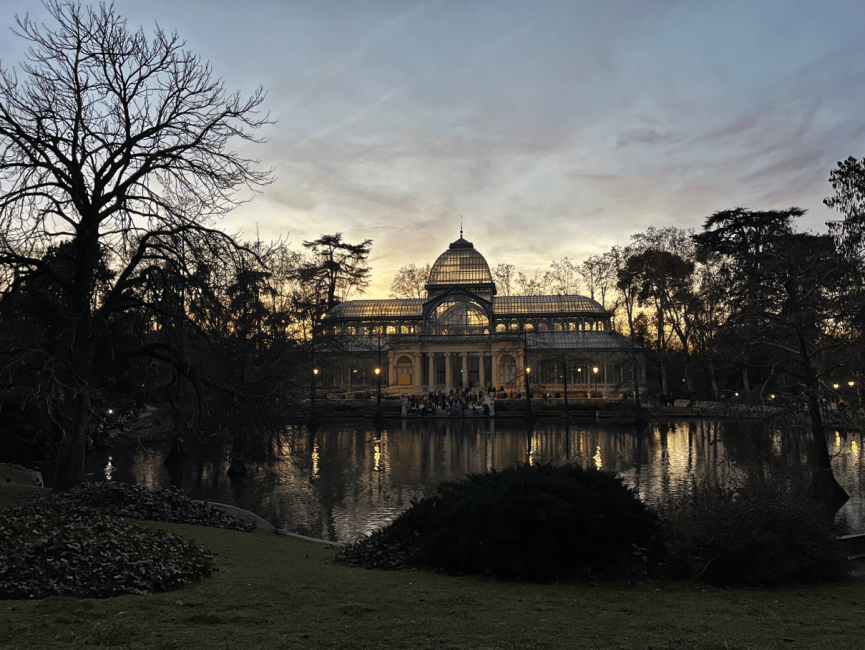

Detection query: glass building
(319, 234), (645, 398)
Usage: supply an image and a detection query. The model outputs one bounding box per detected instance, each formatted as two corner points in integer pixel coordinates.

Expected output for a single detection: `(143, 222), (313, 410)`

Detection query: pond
(85, 417), (865, 542)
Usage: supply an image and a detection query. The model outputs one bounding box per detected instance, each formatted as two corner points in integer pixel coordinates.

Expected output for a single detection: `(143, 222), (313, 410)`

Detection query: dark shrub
(52, 481), (256, 531)
(338, 462), (659, 582)
(0, 503), (213, 599)
(659, 476), (848, 586)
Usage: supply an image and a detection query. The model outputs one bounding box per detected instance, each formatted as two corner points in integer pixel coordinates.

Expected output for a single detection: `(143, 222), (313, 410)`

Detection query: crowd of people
(401, 384), (510, 416)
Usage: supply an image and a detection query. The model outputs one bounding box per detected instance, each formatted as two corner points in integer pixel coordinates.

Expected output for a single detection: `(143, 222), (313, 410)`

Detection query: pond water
(85, 418), (865, 542)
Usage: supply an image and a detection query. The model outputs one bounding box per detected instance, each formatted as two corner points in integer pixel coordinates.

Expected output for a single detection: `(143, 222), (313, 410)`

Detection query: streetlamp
(307, 365), (321, 430)
(375, 366), (382, 406)
(524, 364), (534, 420)
(522, 330), (534, 420)
(592, 365), (599, 399)
(561, 360), (570, 419)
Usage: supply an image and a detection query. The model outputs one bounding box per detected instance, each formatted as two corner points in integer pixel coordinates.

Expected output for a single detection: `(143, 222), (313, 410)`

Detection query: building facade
(319, 234), (645, 398)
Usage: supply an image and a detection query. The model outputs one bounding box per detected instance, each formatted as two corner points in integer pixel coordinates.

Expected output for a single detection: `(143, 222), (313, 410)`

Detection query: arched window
(396, 356), (413, 386)
(428, 295), (489, 335)
(499, 354), (517, 387)
(541, 359), (557, 384)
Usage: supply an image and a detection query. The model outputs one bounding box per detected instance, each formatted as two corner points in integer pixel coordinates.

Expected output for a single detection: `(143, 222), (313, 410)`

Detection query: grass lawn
(1, 518), (863, 650)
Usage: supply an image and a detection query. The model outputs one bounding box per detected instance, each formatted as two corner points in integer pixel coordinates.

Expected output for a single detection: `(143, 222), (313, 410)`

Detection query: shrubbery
(659, 476), (848, 586)
(52, 481), (256, 532)
(0, 503), (213, 599)
(337, 462), (660, 582)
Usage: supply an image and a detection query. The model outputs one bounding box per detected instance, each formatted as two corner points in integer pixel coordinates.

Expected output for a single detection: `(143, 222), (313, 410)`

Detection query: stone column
(479, 352), (486, 389)
(444, 352), (452, 390)
(428, 352), (436, 391)
(491, 351), (499, 389)
(460, 352), (468, 389)
(412, 352), (422, 392)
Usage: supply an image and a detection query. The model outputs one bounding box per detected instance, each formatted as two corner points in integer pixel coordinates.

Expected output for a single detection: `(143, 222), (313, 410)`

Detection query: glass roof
(526, 331), (639, 350)
(326, 294), (607, 321)
(427, 237), (494, 287)
(326, 299), (424, 319)
(494, 295), (606, 316)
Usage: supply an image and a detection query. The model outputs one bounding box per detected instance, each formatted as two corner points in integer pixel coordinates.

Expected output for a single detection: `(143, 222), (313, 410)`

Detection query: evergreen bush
(0, 503), (213, 599)
(659, 476), (848, 586)
(338, 462), (660, 582)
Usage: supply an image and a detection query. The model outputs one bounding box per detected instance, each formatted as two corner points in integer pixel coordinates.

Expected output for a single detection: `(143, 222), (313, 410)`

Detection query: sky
(1, 0), (864, 297)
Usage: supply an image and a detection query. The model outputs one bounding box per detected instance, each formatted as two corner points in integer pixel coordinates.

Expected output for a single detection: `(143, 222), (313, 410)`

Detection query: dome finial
(460, 215), (463, 239)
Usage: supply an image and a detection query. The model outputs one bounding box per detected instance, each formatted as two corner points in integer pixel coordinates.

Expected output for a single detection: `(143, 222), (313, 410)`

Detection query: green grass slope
(2, 520), (864, 649)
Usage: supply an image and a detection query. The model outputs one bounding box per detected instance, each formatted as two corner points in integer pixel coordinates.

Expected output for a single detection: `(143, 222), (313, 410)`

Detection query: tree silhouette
(0, 2), (272, 490)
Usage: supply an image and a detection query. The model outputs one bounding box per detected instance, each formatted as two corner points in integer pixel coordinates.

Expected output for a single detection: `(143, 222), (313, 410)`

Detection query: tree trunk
(804, 390), (849, 517)
(227, 430), (248, 477)
(52, 393), (91, 491)
(164, 433), (187, 466)
(709, 359), (720, 399)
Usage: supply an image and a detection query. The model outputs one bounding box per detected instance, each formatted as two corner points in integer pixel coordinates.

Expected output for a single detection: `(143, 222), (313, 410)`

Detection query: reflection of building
(320, 233), (645, 397)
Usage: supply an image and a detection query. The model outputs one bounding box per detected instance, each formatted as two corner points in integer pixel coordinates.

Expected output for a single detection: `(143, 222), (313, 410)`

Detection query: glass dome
(426, 236), (494, 288)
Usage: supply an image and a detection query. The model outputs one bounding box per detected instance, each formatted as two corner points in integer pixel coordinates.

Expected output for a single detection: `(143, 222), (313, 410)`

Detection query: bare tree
(579, 253), (617, 308)
(492, 262), (516, 296)
(545, 257), (582, 295)
(0, 2), (273, 490)
(389, 263), (431, 299)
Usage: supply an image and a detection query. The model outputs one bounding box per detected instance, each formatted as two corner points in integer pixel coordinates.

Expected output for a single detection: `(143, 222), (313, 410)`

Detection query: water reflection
(85, 418), (865, 542)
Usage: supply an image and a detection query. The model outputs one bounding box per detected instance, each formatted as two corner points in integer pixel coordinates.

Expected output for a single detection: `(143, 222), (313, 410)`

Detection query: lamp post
(524, 365), (534, 420)
(307, 366), (320, 430)
(592, 365), (599, 399)
(375, 366), (382, 407)
(523, 330), (534, 420)
(561, 360), (570, 419)
(311, 367), (319, 408)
